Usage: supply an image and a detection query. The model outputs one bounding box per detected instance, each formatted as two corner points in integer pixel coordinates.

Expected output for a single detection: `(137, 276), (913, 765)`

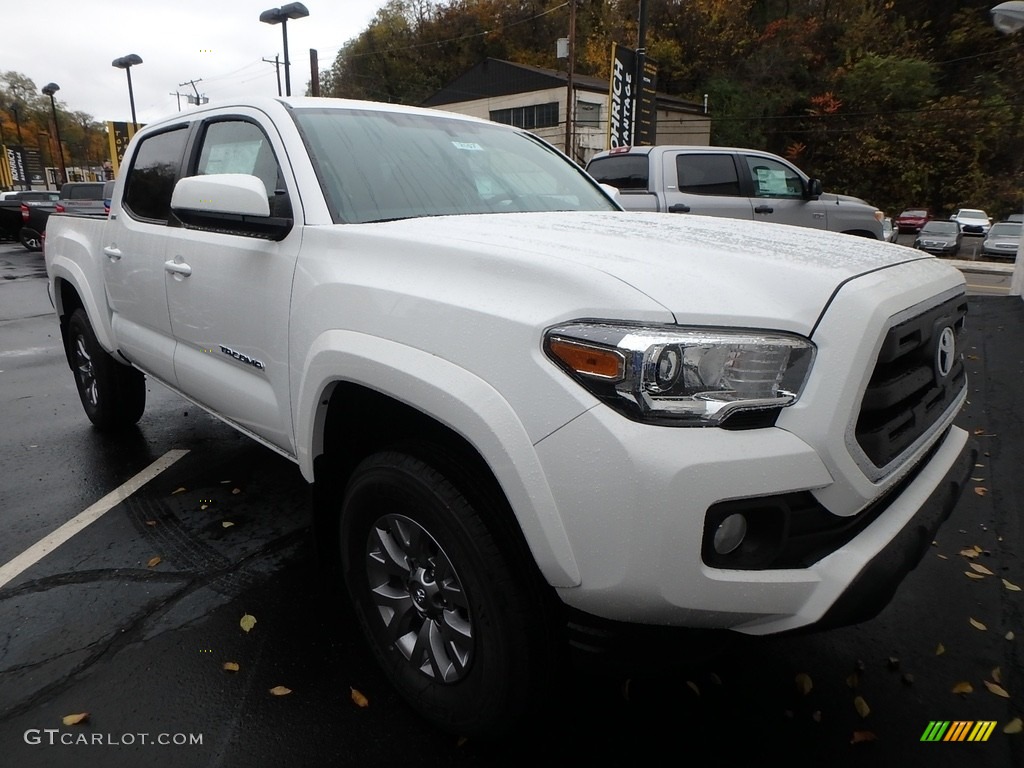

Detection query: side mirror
(170, 174), (291, 241)
(805, 178), (823, 200)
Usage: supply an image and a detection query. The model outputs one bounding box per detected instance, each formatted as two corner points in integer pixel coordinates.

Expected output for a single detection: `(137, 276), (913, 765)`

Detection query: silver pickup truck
(587, 145), (884, 239)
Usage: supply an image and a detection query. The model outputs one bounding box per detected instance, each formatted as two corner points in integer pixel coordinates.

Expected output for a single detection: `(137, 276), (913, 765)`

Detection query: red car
(896, 208), (931, 233)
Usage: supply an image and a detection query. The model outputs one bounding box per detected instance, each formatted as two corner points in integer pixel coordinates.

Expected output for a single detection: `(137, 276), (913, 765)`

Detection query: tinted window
(64, 183), (105, 200)
(744, 155), (805, 199)
(989, 223), (1020, 236)
(587, 155), (649, 190)
(195, 120), (291, 218)
(676, 154), (740, 196)
(123, 127), (189, 222)
(921, 222), (958, 234)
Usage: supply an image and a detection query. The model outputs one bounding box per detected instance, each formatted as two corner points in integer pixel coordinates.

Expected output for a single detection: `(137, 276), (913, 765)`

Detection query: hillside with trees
(323, 0), (1024, 219)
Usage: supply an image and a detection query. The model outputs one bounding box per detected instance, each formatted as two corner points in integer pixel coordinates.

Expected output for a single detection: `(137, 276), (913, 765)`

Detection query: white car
(950, 208), (992, 235)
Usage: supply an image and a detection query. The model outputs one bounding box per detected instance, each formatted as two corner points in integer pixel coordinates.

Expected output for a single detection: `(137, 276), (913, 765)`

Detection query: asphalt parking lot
(0, 239), (1022, 767)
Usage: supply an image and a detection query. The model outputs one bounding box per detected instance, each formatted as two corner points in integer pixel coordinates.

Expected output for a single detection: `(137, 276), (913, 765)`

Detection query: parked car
(896, 208), (930, 233)
(981, 221), (1020, 260)
(913, 220), (962, 256)
(1006, 213), (1023, 223)
(585, 145), (884, 238)
(950, 208), (992, 236)
(0, 190), (59, 245)
(881, 217), (899, 243)
(55, 181), (107, 216)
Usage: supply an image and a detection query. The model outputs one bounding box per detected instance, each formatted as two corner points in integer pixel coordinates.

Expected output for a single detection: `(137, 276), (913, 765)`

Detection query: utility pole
(263, 55), (282, 96)
(309, 49), (319, 96)
(563, 0), (576, 159)
(178, 79), (208, 106)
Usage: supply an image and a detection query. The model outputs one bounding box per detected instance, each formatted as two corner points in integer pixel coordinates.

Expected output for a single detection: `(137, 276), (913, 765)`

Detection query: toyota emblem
(935, 326), (955, 380)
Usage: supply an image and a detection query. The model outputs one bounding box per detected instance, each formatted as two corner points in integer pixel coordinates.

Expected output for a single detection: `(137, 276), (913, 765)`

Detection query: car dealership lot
(1, 240), (1022, 767)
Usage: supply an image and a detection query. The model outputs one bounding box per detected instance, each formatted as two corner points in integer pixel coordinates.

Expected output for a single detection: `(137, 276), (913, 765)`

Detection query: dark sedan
(914, 220), (961, 255)
(896, 208), (931, 233)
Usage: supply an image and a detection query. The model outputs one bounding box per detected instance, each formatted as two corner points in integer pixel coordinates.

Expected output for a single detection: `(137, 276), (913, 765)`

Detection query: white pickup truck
(587, 145), (885, 239)
(45, 97), (974, 737)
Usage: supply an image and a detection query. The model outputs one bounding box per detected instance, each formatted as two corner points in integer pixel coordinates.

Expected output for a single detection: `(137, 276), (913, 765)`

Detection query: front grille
(856, 294), (967, 468)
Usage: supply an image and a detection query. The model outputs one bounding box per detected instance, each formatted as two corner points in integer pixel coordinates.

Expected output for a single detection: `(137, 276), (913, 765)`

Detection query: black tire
(20, 228), (42, 251)
(339, 450), (550, 738)
(67, 308), (146, 430)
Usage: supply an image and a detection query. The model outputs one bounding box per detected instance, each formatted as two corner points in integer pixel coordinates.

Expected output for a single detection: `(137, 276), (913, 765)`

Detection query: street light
(41, 83), (67, 187)
(112, 54), (143, 132)
(991, 1), (1024, 33)
(259, 3), (309, 97)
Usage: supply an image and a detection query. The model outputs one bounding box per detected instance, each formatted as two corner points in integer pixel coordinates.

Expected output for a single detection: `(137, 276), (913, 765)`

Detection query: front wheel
(339, 450), (552, 738)
(67, 308), (146, 430)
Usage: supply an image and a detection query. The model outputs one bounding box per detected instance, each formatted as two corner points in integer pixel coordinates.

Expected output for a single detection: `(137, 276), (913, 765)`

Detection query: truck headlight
(545, 323), (815, 427)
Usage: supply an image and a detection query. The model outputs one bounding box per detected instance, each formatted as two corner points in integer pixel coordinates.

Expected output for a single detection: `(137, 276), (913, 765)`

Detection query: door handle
(103, 246), (122, 261)
(754, 205), (774, 214)
(164, 258), (192, 278)
(668, 204), (691, 213)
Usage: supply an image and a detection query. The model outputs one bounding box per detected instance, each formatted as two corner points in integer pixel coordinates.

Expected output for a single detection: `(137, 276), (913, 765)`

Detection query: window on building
(489, 102), (559, 130)
(575, 101), (601, 127)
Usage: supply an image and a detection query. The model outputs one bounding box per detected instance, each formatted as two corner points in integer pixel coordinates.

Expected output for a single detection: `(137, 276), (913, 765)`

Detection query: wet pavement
(0, 241), (1022, 766)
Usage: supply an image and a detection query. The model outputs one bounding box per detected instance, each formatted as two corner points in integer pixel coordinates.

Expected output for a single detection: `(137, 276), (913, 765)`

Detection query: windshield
(958, 210), (986, 219)
(989, 223), (1021, 237)
(291, 107), (617, 224)
(921, 221), (958, 234)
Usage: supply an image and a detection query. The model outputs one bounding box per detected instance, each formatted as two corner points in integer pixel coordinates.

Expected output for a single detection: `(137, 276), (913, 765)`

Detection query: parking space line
(0, 449), (189, 590)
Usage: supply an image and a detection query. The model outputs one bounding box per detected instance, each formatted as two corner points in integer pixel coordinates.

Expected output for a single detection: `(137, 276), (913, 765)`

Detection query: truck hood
(356, 211), (933, 335)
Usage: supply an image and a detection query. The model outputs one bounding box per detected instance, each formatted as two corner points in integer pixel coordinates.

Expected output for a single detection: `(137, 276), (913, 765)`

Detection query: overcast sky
(6, 0), (386, 124)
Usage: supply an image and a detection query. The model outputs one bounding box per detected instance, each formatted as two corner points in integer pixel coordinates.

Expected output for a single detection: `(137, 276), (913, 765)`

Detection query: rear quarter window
(587, 155), (649, 190)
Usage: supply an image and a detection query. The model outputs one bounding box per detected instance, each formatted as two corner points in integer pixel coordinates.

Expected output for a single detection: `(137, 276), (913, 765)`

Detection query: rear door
(163, 111), (302, 452)
(661, 151), (754, 219)
(104, 124), (191, 385)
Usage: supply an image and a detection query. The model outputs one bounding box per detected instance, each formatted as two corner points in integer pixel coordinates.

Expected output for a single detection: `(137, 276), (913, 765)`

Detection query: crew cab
(44, 97), (974, 737)
(587, 145), (885, 239)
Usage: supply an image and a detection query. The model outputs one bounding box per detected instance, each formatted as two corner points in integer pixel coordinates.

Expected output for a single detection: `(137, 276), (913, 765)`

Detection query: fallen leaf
(812, 710), (822, 722)
(147, 556), (162, 568)
(937, 554), (948, 560)
(902, 673), (915, 685)
(970, 563), (994, 576)
(984, 681), (1010, 698)
(1004, 718), (1023, 734)
(970, 618), (988, 631)
(456, 736), (469, 747)
(232, 488), (242, 495)
(200, 504), (209, 510)
(973, 487), (988, 496)
(350, 687), (369, 708)
(952, 681), (974, 695)
(1003, 579), (1021, 592)
(887, 657), (900, 670)
(850, 730), (877, 744)
(62, 713), (89, 726)
(936, 643), (945, 655)
(223, 661), (240, 672)
(970, 477), (985, 482)
(145, 520), (158, 527)
(992, 667), (1002, 684)
(222, 521), (235, 528)
(269, 685), (292, 696)
(709, 673), (722, 686)
(795, 673), (813, 695)
(240, 614), (257, 633)
(172, 487), (187, 495)
(973, 428), (986, 435)
(1007, 631), (1016, 641)
(846, 672), (859, 689)
(686, 681), (700, 696)
(965, 572), (985, 580)
(854, 696), (870, 718)
(622, 678), (631, 701)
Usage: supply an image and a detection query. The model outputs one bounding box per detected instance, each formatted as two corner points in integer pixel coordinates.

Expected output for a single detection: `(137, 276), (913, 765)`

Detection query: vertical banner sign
(23, 148), (45, 186)
(106, 121), (140, 176)
(6, 146), (27, 187)
(0, 145), (13, 188)
(635, 58), (658, 146)
(608, 43), (636, 148)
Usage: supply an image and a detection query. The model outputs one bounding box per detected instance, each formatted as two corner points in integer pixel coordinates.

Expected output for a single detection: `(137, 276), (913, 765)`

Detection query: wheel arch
(297, 332), (581, 588)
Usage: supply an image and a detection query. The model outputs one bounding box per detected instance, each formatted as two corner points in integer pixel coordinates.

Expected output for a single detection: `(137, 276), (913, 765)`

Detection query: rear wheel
(338, 450), (551, 738)
(20, 228), (42, 251)
(67, 308), (145, 430)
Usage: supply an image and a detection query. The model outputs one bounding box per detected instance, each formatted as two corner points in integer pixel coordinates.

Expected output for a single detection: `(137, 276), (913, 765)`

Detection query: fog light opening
(713, 513), (748, 555)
